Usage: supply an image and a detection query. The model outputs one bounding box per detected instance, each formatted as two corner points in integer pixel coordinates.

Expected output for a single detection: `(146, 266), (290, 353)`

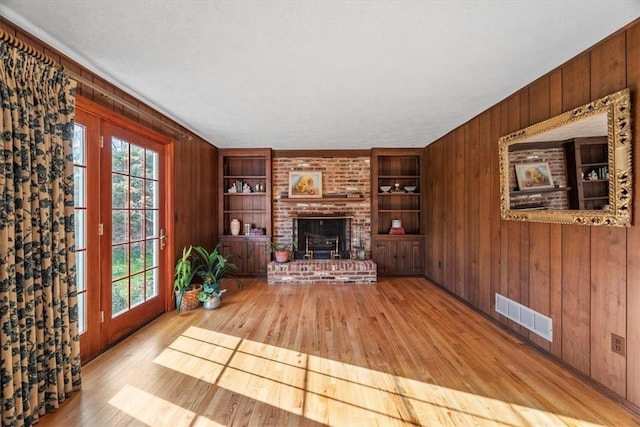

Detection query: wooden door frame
(76, 96), (176, 329)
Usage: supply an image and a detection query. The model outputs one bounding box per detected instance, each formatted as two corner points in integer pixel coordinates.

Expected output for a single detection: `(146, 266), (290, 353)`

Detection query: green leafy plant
(197, 284), (227, 302)
(192, 244), (244, 301)
(173, 246), (201, 312)
(266, 241), (296, 253)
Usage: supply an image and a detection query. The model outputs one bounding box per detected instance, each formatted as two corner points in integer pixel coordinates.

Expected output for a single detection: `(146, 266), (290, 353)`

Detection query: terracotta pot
(274, 250), (290, 263)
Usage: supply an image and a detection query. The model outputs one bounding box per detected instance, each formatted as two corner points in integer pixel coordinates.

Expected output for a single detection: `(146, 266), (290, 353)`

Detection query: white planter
(203, 296), (221, 310)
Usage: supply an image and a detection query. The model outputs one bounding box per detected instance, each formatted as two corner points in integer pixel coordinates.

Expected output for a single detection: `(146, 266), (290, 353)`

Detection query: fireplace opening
(293, 216), (351, 260)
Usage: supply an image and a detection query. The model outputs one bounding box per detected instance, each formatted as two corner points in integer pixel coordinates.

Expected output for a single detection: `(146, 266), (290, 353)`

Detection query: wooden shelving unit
(218, 148), (272, 275)
(566, 136), (609, 210)
(370, 148), (425, 275)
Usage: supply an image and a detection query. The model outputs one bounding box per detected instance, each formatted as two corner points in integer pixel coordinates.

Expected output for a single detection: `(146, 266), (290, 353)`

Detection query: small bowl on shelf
(379, 185), (392, 193)
(404, 185), (417, 193)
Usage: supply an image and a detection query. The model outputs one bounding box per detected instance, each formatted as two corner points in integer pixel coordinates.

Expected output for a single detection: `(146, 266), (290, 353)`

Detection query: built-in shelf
(218, 148), (272, 276)
(224, 192), (268, 195)
(278, 197), (365, 203)
(371, 148), (425, 276)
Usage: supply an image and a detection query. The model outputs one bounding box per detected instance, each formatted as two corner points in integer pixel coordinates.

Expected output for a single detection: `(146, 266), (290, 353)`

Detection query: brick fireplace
(268, 154), (376, 284)
(272, 155), (372, 257)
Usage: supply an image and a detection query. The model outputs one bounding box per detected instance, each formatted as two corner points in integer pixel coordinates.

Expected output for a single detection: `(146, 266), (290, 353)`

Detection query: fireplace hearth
(293, 215), (351, 259)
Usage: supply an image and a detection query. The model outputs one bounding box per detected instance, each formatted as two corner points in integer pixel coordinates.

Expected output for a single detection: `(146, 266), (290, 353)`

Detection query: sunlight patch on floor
(109, 326), (608, 426)
(109, 384), (224, 427)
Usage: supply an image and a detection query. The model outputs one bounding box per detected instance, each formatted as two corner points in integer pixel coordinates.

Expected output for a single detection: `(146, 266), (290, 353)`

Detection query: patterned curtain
(0, 40), (81, 426)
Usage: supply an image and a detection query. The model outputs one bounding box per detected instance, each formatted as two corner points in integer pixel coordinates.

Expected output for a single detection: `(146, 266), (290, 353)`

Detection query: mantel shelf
(277, 197), (366, 203)
(510, 187), (571, 196)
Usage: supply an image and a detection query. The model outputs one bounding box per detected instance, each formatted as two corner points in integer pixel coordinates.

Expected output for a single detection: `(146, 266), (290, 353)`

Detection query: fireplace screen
(293, 216), (351, 260)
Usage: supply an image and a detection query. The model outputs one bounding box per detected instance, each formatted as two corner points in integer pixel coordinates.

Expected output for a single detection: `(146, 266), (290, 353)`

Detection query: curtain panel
(0, 41), (81, 426)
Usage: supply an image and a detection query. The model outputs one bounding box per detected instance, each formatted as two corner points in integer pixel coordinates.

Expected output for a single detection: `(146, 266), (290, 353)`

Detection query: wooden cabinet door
(373, 240), (394, 274)
(408, 240), (424, 274)
(245, 239), (269, 275)
(220, 238), (246, 273)
(396, 240), (413, 273)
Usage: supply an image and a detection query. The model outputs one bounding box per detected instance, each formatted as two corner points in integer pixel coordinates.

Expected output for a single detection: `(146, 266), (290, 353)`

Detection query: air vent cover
(495, 293), (553, 342)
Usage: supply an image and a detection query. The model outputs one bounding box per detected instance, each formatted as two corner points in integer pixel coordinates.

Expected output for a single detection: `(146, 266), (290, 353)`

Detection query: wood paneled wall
(425, 19), (640, 409)
(0, 18), (218, 259)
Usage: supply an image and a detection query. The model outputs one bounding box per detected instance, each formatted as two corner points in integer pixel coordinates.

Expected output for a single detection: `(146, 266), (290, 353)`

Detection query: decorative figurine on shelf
(588, 170), (598, 181)
(392, 180), (402, 192)
(228, 182), (238, 193)
(242, 182), (252, 193)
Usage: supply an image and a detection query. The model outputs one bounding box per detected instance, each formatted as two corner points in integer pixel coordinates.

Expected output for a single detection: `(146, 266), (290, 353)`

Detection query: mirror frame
(499, 88), (632, 227)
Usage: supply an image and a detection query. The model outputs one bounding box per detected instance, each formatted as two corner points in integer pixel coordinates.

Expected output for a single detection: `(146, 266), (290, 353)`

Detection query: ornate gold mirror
(499, 88), (632, 226)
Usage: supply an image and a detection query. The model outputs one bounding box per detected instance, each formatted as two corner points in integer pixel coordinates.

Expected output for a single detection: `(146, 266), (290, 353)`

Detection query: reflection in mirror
(499, 88), (632, 226)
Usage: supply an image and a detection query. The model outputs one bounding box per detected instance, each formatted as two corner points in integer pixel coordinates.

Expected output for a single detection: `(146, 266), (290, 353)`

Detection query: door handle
(160, 229), (167, 250)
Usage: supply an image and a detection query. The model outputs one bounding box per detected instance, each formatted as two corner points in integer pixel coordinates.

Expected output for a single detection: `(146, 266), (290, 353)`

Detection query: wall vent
(495, 293), (553, 342)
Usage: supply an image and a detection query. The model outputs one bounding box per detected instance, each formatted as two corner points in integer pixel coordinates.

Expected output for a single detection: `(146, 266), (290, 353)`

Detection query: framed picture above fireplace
(289, 171), (323, 198)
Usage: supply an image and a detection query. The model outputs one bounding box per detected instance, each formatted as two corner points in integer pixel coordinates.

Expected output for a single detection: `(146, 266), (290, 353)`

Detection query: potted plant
(192, 244), (244, 309)
(267, 240), (296, 263)
(174, 246), (202, 313)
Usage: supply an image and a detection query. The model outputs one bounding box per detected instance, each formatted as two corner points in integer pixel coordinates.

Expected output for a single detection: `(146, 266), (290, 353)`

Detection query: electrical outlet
(611, 333), (626, 357)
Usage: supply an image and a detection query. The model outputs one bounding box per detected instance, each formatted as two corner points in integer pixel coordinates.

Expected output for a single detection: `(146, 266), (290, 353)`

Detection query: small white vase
(230, 218), (241, 235)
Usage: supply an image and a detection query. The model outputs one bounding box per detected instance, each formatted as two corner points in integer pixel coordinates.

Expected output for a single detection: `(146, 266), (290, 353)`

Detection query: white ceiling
(1, 1), (639, 150)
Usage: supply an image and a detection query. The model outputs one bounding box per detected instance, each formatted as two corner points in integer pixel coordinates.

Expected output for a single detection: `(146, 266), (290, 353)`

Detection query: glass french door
(75, 98), (171, 361)
(101, 122), (166, 345)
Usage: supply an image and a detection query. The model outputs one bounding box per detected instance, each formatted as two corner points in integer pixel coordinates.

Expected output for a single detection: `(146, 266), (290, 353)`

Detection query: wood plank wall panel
(424, 19), (640, 409)
(589, 32), (628, 398)
(561, 225), (591, 375)
(548, 70), (565, 359)
(0, 18), (218, 272)
(528, 222), (550, 351)
(466, 118), (480, 307)
(453, 128), (467, 298)
(590, 227), (626, 395)
(627, 20), (640, 406)
(477, 111), (492, 314)
(489, 106), (503, 321)
(526, 76), (551, 350)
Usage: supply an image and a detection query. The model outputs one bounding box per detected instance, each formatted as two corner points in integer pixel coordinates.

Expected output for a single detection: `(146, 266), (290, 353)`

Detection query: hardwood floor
(39, 278), (639, 426)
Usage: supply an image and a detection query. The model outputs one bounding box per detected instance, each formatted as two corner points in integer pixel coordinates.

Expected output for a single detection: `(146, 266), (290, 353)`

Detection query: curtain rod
(0, 28), (192, 141)
(64, 69), (192, 140)
(0, 27), (57, 67)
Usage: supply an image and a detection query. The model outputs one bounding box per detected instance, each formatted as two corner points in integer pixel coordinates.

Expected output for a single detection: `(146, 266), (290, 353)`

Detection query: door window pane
(112, 138), (129, 173)
(112, 245), (128, 280)
(112, 211), (129, 244)
(112, 174), (129, 208)
(145, 210), (158, 238)
(112, 278), (129, 316)
(145, 269), (158, 299)
(130, 144), (144, 177)
(130, 242), (144, 274)
(74, 209), (86, 250)
(130, 210), (144, 241)
(131, 273), (145, 307)
(145, 180), (158, 209)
